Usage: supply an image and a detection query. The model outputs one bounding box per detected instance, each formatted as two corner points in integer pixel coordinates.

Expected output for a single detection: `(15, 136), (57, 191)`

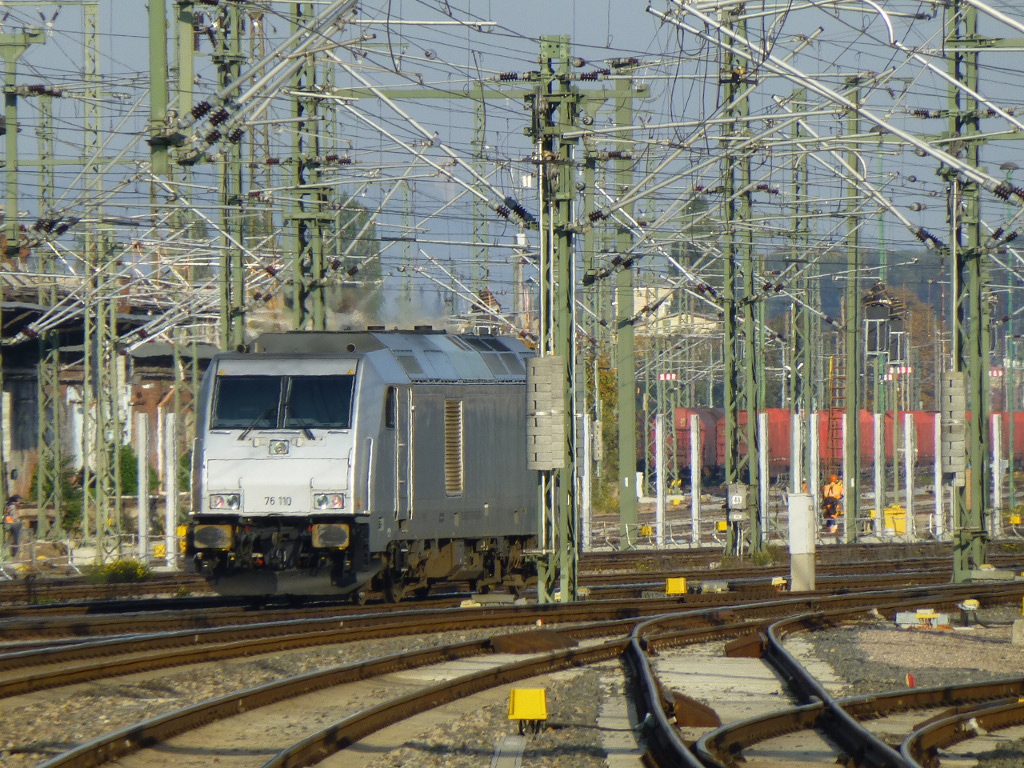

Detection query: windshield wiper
(238, 406), (277, 441)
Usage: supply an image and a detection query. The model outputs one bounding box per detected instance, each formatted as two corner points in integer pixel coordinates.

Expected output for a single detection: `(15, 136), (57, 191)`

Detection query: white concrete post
(992, 413), (1003, 538)
(788, 493), (815, 591)
(163, 413), (177, 567)
(809, 412), (820, 514)
(136, 413), (149, 564)
(934, 412), (944, 537)
(655, 414), (665, 548)
(904, 413), (915, 538)
(581, 415), (591, 552)
(790, 412), (802, 493)
(758, 412), (769, 544)
(873, 412), (884, 534)
(689, 414), (701, 547)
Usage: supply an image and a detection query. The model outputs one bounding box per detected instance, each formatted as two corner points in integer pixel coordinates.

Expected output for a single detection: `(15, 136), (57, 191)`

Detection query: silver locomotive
(186, 329), (538, 601)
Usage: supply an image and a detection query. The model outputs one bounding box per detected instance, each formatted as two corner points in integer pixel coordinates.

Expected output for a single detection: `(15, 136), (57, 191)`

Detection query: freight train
(185, 329), (538, 601)
(662, 406), (1024, 483)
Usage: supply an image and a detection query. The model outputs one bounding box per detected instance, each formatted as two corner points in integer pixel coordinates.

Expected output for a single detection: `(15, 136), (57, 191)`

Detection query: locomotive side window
(285, 376), (354, 429)
(211, 376), (282, 429)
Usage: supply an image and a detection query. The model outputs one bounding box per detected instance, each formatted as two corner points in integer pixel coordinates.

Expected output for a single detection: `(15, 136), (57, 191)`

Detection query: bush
(82, 559), (153, 584)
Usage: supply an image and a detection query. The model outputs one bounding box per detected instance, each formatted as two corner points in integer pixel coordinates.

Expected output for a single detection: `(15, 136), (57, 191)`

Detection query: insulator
(347, 266), (359, 276)
(209, 108), (229, 126)
(994, 182), (1012, 200)
(579, 72), (598, 81)
(610, 255), (623, 266)
(325, 154), (338, 162)
(495, 205), (511, 219)
(331, 259), (341, 270)
(266, 157), (280, 165)
(227, 127), (244, 143)
(265, 266), (278, 276)
(191, 101), (212, 119)
(205, 129), (222, 143)
(912, 109), (931, 118)
(499, 72), (518, 81)
(53, 223), (69, 236)
(589, 210), (606, 222)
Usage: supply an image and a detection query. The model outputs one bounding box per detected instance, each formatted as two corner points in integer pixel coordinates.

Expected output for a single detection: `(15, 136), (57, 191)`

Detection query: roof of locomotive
(230, 329), (532, 383)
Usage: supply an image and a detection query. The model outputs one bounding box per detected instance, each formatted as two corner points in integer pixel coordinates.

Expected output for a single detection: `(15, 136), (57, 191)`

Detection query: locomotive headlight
(269, 439), (289, 455)
(313, 493), (345, 510)
(209, 493), (241, 510)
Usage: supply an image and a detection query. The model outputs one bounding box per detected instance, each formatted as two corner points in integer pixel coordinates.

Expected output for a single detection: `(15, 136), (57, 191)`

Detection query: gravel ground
(0, 628), (519, 766)
(804, 605), (1024, 768)
(363, 666), (610, 768)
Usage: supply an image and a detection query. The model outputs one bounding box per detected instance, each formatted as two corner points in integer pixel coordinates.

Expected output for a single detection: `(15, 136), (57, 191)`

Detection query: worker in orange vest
(821, 475), (843, 533)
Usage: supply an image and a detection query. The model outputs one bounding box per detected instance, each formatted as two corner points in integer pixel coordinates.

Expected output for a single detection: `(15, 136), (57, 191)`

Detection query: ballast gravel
(362, 667), (608, 768)
(5, 603), (1024, 767)
(803, 605), (1024, 768)
(0, 629), (509, 767)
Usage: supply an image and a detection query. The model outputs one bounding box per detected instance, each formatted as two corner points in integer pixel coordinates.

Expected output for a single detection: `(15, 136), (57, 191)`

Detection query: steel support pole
(843, 77), (863, 542)
(529, 36), (579, 602)
(948, 1), (990, 579)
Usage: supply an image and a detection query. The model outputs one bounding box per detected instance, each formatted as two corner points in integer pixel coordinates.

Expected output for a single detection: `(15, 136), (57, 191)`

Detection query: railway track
(0, 580), (1019, 766)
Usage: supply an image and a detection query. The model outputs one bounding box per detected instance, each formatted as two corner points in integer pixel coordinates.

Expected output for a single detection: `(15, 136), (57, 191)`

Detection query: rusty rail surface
(3, 582), (1021, 701)
(902, 696), (1024, 767)
(626, 584), (1024, 768)
(14, 582), (1024, 767)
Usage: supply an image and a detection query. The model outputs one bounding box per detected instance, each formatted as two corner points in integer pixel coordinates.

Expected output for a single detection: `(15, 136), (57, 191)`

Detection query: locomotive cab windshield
(211, 373), (355, 432)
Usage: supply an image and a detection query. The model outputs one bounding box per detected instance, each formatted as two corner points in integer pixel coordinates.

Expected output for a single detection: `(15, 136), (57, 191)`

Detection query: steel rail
(626, 586), (1024, 768)
(903, 696), (1024, 767)
(698, 677), (1024, 767)
(258, 641), (626, 768)
(32, 635), (521, 768)
(4, 583), (1021, 699)
(23, 583), (1024, 767)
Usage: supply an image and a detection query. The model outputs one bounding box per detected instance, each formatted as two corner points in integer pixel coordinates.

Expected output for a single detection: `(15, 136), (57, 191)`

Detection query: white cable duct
(648, 2), (1017, 201)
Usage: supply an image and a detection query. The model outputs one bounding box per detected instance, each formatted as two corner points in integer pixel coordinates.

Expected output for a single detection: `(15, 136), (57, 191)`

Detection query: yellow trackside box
(665, 577), (687, 596)
(716, 520), (728, 532)
(508, 688), (547, 721)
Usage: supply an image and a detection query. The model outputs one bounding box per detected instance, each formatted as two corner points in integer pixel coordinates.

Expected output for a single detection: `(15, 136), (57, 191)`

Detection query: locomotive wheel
(351, 588), (368, 606)
(382, 569), (405, 603)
